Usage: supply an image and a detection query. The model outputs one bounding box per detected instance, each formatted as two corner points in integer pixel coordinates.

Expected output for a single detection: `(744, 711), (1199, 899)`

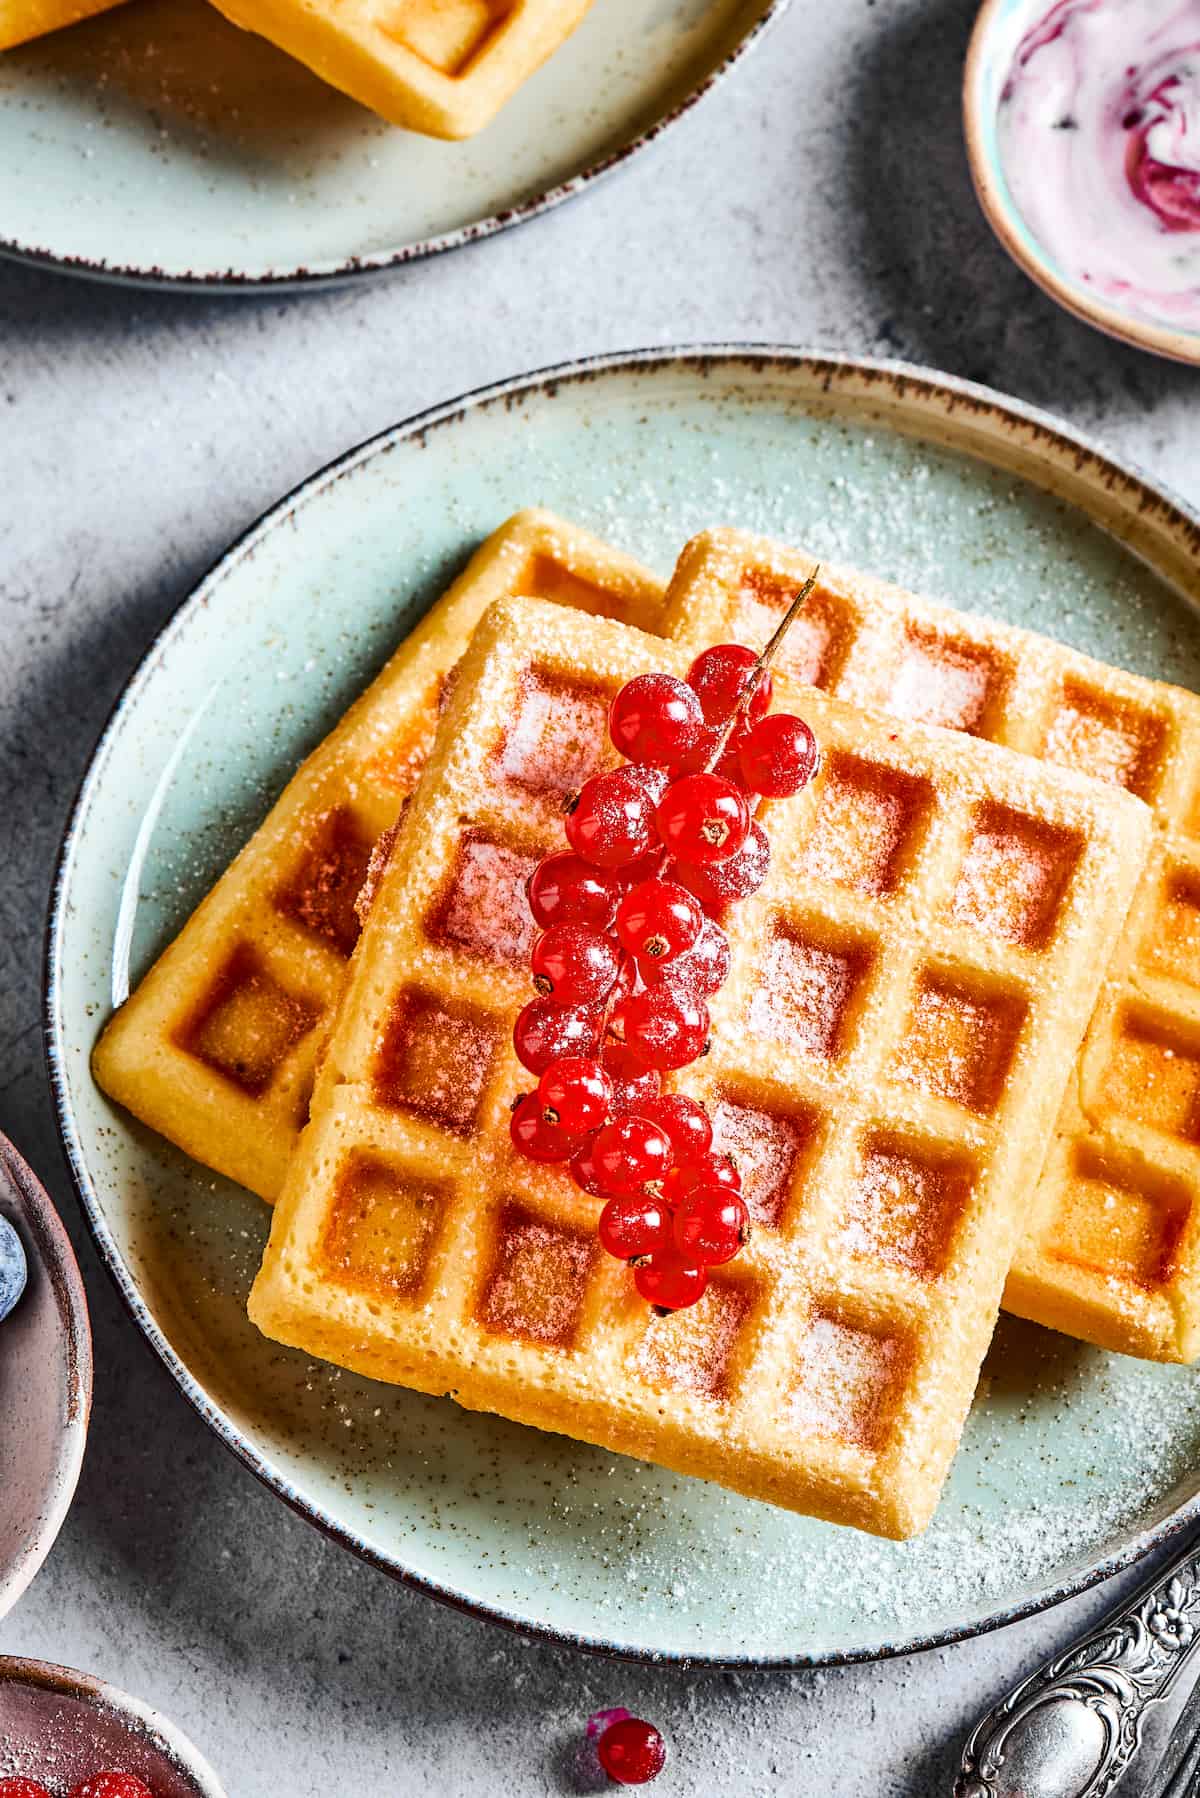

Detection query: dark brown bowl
(0, 1656), (227, 1795)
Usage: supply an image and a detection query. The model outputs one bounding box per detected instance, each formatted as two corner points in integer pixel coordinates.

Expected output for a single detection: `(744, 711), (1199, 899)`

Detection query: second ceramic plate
(0, 0), (784, 287)
(48, 348), (1200, 1664)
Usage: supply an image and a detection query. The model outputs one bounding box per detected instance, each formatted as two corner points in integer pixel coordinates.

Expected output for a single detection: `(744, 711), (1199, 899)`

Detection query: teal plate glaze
(0, 0), (784, 289)
(46, 349), (1200, 1665)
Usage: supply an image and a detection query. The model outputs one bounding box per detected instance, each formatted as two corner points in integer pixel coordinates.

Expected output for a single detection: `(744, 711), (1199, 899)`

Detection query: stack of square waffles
(97, 508), (1200, 1540)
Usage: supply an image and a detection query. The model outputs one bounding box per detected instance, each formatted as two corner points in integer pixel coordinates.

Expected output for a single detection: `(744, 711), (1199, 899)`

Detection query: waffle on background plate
(208, 0), (595, 139)
(92, 511), (665, 1203)
(662, 529), (1200, 1363)
(0, 0), (594, 139)
(0, 0), (118, 50)
(249, 594), (1149, 1537)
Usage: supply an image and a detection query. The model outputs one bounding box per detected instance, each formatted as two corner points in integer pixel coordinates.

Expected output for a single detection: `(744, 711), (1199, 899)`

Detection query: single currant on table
(510, 578), (822, 1312)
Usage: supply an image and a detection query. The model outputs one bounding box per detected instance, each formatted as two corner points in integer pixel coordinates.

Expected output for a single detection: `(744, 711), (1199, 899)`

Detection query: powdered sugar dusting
(429, 831), (540, 967)
(748, 931), (866, 1061)
(709, 1095), (808, 1229)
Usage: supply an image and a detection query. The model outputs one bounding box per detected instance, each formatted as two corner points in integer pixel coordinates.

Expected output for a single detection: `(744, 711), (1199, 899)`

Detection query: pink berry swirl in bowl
(996, 0), (1200, 331)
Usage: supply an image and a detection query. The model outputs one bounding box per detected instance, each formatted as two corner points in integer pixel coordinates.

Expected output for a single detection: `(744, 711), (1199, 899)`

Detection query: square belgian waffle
(662, 527), (1200, 1363)
(250, 594), (1150, 1537)
(92, 511), (665, 1203)
(207, 0), (593, 139)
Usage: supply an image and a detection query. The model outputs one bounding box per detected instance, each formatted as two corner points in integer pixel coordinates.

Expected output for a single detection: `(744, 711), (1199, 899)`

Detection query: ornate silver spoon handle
(956, 1534), (1200, 1798)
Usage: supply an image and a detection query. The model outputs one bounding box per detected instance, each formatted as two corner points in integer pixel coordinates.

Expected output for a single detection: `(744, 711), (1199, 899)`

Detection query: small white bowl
(0, 1655), (228, 1795)
(0, 1133), (91, 1620)
(964, 0), (1200, 366)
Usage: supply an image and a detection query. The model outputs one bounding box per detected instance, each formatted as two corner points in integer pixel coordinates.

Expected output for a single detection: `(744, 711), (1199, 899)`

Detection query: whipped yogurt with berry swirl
(998, 0), (1200, 330)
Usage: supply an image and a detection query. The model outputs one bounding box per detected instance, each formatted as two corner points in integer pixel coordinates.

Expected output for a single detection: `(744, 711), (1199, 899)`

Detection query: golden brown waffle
(250, 594), (1149, 1537)
(92, 511), (665, 1202)
(662, 528), (1200, 1363)
(207, 0), (593, 139)
(0, 0), (121, 51)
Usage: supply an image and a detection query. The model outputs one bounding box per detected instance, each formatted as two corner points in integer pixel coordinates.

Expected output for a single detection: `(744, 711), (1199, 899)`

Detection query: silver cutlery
(957, 1535), (1200, 1797)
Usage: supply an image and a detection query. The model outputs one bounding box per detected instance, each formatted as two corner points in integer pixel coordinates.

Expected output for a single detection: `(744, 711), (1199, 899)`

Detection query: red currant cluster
(509, 640), (819, 1311)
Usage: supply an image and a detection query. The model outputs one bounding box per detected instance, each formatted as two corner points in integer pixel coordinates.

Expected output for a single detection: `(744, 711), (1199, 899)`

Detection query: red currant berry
(687, 643), (772, 727)
(612, 988), (710, 1071)
(598, 1194), (671, 1260)
(538, 1055), (613, 1134)
(673, 1186), (751, 1263)
(622, 764), (670, 805)
(738, 712), (820, 797)
(527, 853), (619, 931)
(602, 1041), (662, 1115)
(609, 672), (704, 767)
(68, 1781), (154, 1798)
(589, 1116), (672, 1195)
(615, 878), (703, 966)
(570, 1137), (612, 1197)
(565, 767), (658, 868)
(513, 996), (602, 1075)
(510, 1092), (580, 1163)
(675, 820), (770, 908)
(636, 1093), (713, 1164)
(0, 1782), (53, 1798)
(634, 1254), (708, 1311)
(531, 924), (619, 1004)
(596, 1715), (668, 1786)
(664, 1151), (741, 1205)
(645, 916), (731, 998)
(655, 773), (750, 865)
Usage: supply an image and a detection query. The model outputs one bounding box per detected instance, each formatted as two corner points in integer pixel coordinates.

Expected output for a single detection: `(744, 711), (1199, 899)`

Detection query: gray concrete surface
(2, 0), (1200, 1791)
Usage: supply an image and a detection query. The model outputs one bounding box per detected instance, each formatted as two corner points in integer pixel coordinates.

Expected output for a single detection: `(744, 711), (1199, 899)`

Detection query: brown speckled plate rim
(44, 345), (1200, 1668)
(0, 1653), (229, 1795)
(0, 0), (789, 294)
(963, 0), (1200, 368)
(0, 1131), (93, 1623)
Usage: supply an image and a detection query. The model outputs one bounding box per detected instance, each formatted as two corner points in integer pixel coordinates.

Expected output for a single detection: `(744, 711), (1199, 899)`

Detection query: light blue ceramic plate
(47, 349), (1200, 1665)
(0, 0), (784, 289)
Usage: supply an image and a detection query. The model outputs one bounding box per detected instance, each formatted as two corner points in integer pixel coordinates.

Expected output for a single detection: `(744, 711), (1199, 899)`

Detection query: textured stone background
(2, 0), (1200, 1792)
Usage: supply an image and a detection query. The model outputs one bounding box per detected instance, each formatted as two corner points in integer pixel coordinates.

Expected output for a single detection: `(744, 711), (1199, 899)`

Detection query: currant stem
(702, 564), (822, 776)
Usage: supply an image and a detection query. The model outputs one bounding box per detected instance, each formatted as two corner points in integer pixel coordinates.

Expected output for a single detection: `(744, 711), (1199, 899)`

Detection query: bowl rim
(0, 0), (790, 293)
(962, 0), (1200, 368)
(0, 1652), (229, 1796)
(43, 342), (1200, 1668)
(0, 1131), (92, 1622)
